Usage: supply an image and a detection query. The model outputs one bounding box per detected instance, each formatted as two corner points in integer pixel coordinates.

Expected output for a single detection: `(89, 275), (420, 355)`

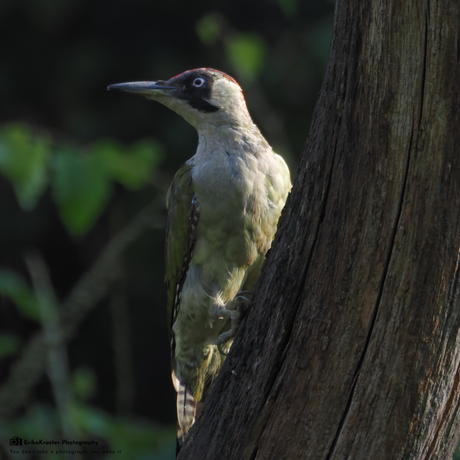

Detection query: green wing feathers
(165, 162), (196, 336)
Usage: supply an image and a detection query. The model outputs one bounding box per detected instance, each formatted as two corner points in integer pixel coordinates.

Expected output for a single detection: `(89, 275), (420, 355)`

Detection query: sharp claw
(236, 296), (251, 304)
(216, 291), (254, 356)
(217, 340), (228, 356)
(236, 291), (255, 300)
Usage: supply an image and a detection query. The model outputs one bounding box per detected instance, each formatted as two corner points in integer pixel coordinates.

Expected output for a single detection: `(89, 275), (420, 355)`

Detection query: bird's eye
(192, 78), (205, 88)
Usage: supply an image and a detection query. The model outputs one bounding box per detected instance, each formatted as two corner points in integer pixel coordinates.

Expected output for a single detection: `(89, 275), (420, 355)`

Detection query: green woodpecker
(108, 68), (291, 446)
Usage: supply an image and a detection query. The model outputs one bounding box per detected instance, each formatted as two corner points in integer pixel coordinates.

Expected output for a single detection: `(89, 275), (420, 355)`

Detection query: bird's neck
(190, 99), (271, 162)
(196, 123), (269, 161)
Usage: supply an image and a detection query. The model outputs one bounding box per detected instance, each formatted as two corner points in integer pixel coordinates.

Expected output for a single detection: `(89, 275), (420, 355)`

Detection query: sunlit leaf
(225, 33), (267, 80)
(195, 13), (222, 46)
(52, 149), (112, 236)
(0, 123), (50, 209)
(0, 269), (40, 321)
(94, 138), (163, 189)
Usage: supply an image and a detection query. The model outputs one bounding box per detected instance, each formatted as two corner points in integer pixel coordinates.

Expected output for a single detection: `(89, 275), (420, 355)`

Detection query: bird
(108, 68), (291, 450)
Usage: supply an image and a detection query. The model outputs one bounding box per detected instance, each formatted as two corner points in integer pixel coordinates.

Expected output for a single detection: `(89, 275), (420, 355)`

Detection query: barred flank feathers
(176, 383), (197, 448)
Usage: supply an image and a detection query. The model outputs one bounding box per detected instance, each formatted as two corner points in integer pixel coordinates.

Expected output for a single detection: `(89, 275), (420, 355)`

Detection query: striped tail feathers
(172, 348), (223, 452)
(176, 380), (197, 448)
(171, 370), (180, 392)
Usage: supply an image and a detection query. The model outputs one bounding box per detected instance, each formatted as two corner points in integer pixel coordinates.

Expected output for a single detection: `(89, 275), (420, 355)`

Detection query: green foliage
(195, 13), (268, 81)
(277, 0), (298, 18)
(195, 13), (222, 46)
(71, 404), (175, 460)
(0, 123), (50, 210)
(71, 367), (97, 401)
(225, 33), (268, 80)
(0, 124), (164, 236)
(0, 269), (40, 322)
(52, 148), (112, 236)
(0, 333), (22, 359)
(2, 365), (175, 458)
(0, 403), (176, 460)
(94, 138), (164, 190)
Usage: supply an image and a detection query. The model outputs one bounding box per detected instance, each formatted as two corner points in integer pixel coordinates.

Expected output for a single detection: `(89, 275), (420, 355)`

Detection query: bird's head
(108, 68), (253, 131)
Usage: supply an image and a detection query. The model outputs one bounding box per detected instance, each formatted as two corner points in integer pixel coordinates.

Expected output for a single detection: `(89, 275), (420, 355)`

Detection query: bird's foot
(216, 291), (254, 356)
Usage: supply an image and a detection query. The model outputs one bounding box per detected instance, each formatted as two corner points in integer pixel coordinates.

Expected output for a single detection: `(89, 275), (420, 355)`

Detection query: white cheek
(152, 96), (204, 127)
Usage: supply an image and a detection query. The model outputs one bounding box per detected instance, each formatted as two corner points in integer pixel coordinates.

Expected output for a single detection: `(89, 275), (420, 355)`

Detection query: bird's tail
(176, 381), (197, 451)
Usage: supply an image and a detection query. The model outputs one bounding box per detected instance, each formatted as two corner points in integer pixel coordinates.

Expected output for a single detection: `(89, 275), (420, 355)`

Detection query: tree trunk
(178, 0), (460, 459)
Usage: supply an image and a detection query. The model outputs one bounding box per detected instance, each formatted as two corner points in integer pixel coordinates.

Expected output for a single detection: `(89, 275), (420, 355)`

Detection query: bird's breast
(191, 150), (277, 269)
(192, 150), (264, 221)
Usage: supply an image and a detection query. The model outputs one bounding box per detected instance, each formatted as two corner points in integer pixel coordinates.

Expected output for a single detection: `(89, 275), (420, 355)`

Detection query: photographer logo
(9, 437), (22, 446)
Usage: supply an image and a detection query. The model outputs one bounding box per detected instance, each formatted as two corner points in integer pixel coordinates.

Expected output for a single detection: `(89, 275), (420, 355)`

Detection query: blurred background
(0, 0), (336, 458)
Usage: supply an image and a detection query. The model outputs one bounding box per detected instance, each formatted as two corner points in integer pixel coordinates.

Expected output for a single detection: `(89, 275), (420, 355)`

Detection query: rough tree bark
(179, 0), (460, 459)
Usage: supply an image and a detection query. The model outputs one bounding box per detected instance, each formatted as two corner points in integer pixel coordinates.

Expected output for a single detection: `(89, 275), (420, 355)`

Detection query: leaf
(52, 149), (112, 236)
(225, 33), (267, 80)
(195, 13), (222, 46)
(72, 367), (97, 401)
(94, 138), (164, 189)
(277, 0), (298, 18)
(0, 269), (40, 321)
(0, 333), (22, 359)
(0, 123), (50, 209)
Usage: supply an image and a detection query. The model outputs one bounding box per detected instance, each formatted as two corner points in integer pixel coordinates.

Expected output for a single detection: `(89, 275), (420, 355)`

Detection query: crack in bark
(325, 16), (426, 455)
(326, 125), (414, 460)
(418, 6), (429, 133)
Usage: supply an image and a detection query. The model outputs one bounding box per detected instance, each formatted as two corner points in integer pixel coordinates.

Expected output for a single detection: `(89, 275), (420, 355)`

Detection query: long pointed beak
(107, 81), (177, 95)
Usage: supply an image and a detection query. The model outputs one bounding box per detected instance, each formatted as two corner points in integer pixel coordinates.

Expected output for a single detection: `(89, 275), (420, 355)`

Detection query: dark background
(0, 0), (335, 458)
